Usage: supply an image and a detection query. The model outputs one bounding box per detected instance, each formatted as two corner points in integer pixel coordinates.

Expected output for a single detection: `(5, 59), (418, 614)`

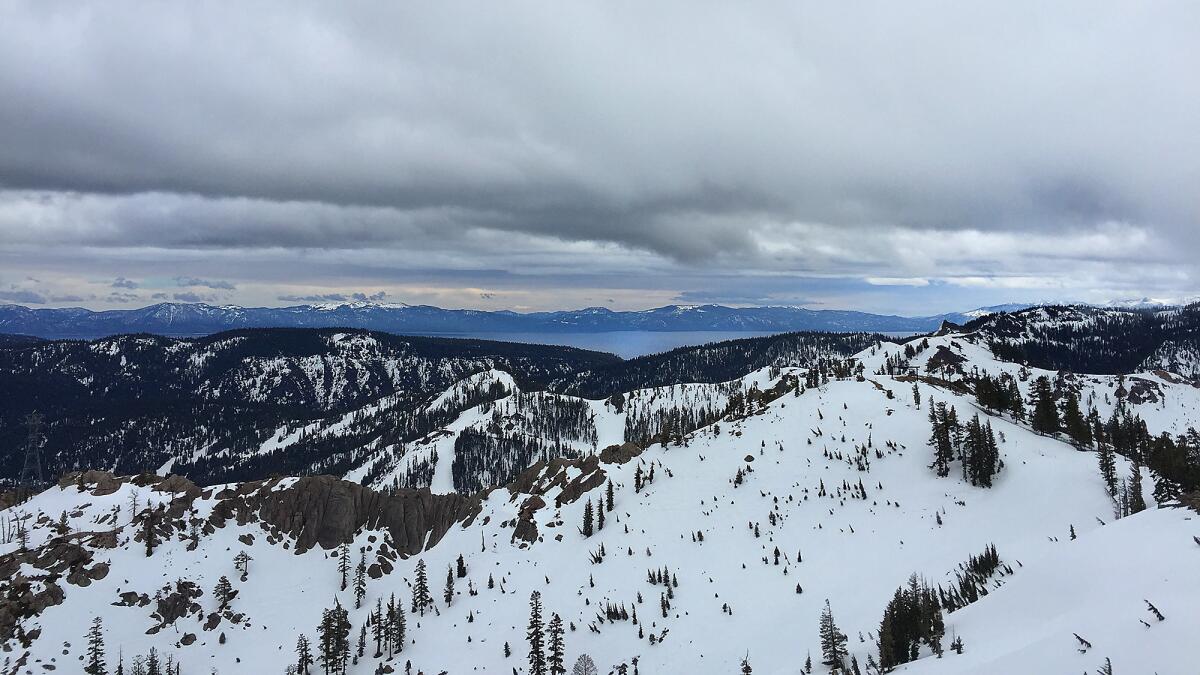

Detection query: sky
(0, 2), (1197, 316)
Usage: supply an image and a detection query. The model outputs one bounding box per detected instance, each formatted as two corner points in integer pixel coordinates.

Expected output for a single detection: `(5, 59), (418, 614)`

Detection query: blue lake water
(411, 330), (919, 359)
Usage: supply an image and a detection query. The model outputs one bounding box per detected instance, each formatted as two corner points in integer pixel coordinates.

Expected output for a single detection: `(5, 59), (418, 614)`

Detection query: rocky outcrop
(0, 537), (109, 643)
(214, 476), (481, 555)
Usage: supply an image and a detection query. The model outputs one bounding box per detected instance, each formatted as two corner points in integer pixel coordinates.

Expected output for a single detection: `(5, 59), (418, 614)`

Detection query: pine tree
(1098, 442), (1118, 496)
(911, 383), (921, 409)
(527, 590), (546, 675)
(547, 612), (566, 675)
(338, 543), (350, 592)
(84, 616), (107, 675)
(1128, 461), (1147, 514)
(605, 479), (615, 512)
(818, 599), (848, 672)
(145, 648), (160, 675)
(371, 599), (384, 657)
(233, 550), (251, 580)
(582, 499), (594, 537)
(1062, 390), (1091, 446)
(444, 565), (455, 606)
(353, 548), (367, 609)
(1030, 376), (1060, 435)
(740, 655), (753, 674)
(412, 559), (433, 615)
(214, 575), (234, 610)
(928, 403), (954, 478)
(142, 508), (156, 557)
(318, 600), (351, 675)
(296, 634), (313, 674)
(456, 553), (467, 578)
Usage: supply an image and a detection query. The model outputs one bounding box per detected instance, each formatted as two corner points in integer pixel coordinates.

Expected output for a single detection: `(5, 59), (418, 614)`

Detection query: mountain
(0, 301), (1012, 339)
(1, 320), (1197, 673)
(0, 328), (877, 486)
(960, 302), (1200, 377)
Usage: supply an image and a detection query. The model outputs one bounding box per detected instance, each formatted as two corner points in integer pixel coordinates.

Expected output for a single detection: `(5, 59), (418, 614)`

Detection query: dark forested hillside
(0, 334), (44, 348)
(554, 331), (883, 398)
(963, 304), (1200, 375)
(0, 329), (618, 485)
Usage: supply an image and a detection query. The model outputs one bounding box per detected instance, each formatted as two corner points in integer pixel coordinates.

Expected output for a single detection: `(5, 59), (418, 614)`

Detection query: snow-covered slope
(897, 505), (1199, 675)
(3, 347), (1196, 674)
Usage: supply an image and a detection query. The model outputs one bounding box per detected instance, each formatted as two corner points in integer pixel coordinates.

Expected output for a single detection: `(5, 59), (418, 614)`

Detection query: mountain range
(0, 301), (1031, 340)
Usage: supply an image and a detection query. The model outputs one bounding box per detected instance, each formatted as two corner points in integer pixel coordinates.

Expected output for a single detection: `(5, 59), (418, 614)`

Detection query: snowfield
(1, 335), (1198, 674)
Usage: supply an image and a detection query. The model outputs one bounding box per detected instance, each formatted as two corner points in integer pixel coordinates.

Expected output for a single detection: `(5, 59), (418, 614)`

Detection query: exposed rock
(215, 476), (480, 555)
(512, 496), (546, 545)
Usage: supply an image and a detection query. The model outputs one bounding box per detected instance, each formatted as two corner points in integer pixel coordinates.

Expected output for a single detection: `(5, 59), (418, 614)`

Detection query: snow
(898, 506), (1199, 675)
(2, 344), (1197, 674)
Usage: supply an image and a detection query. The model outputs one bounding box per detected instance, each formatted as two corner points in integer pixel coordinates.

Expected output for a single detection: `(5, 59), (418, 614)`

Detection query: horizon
(1, 295), (1195, 318)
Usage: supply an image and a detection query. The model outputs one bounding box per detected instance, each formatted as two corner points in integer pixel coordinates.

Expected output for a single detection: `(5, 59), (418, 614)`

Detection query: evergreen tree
(142, 508), (156, 557)
(1030, 376), (1060, 435)
(911, 383), (921, 409)
(527, 590), (546, 675)
(456, 553), (468, 578)
(317, 600), (351, 675)
(876, 575), (945, 670)
(354, 548), (367, 609)
(818, 599), (849, 672)
(233, 550), (251, 580)
(547, 612), (566, 675)
(338, 543), (350, 592)
(1062, 390), (1091, 446)
(84, 616), (107, 675)
(1128, 461), (1147, 514)
(412, 559), (433, 615)
(582, 499), (594, 537)
(605, 479), (615, 512)
(145, 648), (160, 675)
(444, 565), (455, 606)
(1006, 378), (1026, 421)
(1098, 442), (1118, 496)
(296, 634), (313, 675)
(214, 575), (234, 610)
(371, 599), (384, 657)
(927, 403), (955, 478)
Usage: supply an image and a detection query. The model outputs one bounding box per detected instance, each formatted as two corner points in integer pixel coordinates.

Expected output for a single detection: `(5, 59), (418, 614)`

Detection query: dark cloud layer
(0, 2), (1196, 311)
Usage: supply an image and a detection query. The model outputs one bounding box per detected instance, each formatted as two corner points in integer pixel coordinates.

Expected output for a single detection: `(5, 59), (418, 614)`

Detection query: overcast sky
(1, 2), (1197, 315)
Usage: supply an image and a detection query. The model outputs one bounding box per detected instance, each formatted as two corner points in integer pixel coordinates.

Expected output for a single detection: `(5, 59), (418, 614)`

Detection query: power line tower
(19, 411), (45, 489)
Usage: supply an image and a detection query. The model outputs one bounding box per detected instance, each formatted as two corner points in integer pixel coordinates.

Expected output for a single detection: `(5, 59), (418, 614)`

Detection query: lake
(411, 330), (919, 359)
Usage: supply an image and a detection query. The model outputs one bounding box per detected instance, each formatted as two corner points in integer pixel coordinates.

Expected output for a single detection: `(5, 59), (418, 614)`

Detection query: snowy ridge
(2, 337), (1197, 674)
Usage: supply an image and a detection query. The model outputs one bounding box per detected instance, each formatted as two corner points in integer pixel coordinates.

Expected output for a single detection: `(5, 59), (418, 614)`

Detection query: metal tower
(18, 411), (45, 488)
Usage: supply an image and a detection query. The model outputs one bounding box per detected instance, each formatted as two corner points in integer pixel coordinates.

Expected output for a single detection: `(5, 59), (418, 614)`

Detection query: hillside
(1, 328), (1197, 674)
(0, 329), (875, 486)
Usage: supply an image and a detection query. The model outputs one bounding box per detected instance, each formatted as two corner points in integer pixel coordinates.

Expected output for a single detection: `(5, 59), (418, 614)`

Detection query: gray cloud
(107, 292), (142, 303)
(174, 276), (236, 290)
(172, 291), (211, 302)
(0, 2), (1196, 312)
(111, 276), (138, 289)
(277, 291), (389, 304)
(0, 289), (47, 304)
